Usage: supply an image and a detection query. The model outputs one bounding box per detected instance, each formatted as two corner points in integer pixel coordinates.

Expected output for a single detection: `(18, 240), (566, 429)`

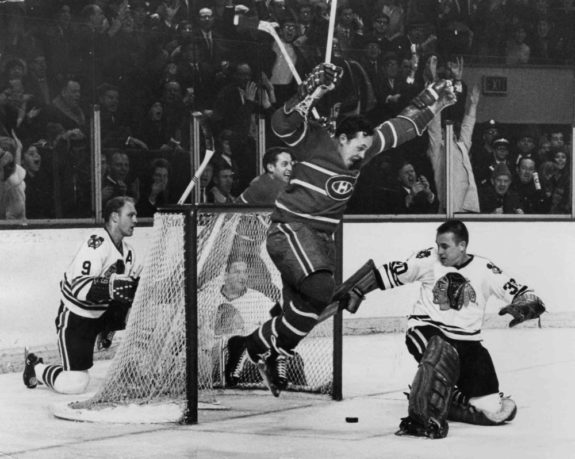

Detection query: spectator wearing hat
(473, 135), (515, 188)
(479, 162), (522, 214)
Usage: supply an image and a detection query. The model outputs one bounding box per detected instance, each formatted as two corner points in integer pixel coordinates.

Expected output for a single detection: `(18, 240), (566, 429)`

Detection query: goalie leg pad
(333, 259), (384, 313)
(403, 336), (460, 438)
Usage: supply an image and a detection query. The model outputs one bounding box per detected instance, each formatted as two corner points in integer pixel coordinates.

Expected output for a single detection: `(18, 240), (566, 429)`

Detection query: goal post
(54, 205), (343, 424)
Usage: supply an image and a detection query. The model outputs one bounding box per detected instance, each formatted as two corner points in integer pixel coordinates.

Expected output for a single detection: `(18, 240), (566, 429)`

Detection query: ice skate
(256, 352), (287, 397)
(224, 335), (247, 388)
(395, 415), (449, 439)
(23, 348), (43, 389)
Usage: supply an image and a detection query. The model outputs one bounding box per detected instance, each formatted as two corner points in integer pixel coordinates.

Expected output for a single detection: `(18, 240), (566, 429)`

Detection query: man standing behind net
(238, 146), (293, 205)
(225, 62), (457, 396)
(23, 196), (140, 394)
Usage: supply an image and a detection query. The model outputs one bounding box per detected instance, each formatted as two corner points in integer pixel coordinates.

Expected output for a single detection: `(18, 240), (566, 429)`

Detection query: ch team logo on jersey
(487, 262), (502, 274)
(325, 175), (355, 201)
(416, 248), (432, 259)
(432, 273), (477, 311)
(87, 235), (104, 249)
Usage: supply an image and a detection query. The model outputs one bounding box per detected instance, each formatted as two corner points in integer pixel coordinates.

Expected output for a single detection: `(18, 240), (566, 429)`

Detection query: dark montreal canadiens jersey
(270, 108), (418, 233)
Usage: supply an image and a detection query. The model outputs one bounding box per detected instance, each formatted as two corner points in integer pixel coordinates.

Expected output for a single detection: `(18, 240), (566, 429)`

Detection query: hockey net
(54, 208), (336, 423)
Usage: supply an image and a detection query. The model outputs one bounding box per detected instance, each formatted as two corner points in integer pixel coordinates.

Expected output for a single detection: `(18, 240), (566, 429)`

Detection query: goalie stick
(256, 21), (320, 121)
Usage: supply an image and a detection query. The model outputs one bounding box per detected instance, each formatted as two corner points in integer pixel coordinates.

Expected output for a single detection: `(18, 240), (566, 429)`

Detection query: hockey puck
(345, 417), (359, 423)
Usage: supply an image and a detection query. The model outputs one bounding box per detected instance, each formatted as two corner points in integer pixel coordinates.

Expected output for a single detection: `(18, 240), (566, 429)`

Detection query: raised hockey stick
(324, 0), (338, 64)
(177, 149), (215, 204)
(256, 21), (320, 120)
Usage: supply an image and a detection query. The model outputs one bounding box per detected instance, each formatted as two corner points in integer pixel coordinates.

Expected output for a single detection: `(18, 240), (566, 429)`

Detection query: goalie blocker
(317, 259), (384, 323)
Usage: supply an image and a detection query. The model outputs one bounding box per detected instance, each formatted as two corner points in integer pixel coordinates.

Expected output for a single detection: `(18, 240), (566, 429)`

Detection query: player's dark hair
(437, 219), (469, 245)
(103, 196), (135, 223)
(335, 115), (374, 139)
(263, 146), (292, 171)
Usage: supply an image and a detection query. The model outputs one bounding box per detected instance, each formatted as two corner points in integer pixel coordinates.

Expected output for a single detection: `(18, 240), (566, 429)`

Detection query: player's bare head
(436, 220), (469, 266)
(335, 116), (374, 169)
(104, 196), (137, 237)
(264, 146), (293, 183)
(225, 257), (248, 293)
(437, 219), (469, 245)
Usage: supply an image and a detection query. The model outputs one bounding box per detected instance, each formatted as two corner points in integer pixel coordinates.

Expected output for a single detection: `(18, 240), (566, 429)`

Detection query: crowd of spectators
(0, 0), (573, 220)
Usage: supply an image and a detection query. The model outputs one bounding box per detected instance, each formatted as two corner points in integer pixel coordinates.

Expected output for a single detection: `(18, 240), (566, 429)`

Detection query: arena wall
(1, 220), (572, 370)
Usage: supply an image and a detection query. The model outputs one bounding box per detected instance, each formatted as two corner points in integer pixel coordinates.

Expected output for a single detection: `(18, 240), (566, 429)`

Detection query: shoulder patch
(486, 262), (502, 274)
(416, 248), (433, 259)
(87, 235), (104, 249)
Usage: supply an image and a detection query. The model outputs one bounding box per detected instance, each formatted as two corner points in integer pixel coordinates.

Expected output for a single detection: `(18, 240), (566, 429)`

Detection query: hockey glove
(299, 63), (344, 98)
(96, 330), (115, 350)
(410, 79), (456, 110)
(286, 63), (344, 117)
(398, 79), (456, 136)
(499, 292), (545, 327)
(109, 274), (139, 304)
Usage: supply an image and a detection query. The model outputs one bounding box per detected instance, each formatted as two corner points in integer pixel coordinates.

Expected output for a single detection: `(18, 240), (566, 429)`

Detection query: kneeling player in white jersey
(366, 219), (544, 438)
(23, 196), (141, 394)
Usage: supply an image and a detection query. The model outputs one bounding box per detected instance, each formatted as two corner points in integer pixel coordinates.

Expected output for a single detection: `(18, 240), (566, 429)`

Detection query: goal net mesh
(69, 209), (334, 415)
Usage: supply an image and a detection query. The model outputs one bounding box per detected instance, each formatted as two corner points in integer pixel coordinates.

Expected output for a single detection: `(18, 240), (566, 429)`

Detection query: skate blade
(256, 361), (281, 397)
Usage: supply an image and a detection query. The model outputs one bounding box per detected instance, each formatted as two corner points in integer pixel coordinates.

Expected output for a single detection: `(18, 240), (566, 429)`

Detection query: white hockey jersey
(376, 247), (532, 341)
(60, 228), (138, 319)
(198, 280), (275, 336)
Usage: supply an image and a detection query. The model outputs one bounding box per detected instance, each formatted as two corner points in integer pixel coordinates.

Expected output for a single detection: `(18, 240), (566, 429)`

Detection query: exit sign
(482, 76), (507, 95)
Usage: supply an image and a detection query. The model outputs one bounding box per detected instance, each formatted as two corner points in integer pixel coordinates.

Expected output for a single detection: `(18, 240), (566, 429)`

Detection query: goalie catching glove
(285, 63), (344, 118)
(499, 292), (545, 327)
